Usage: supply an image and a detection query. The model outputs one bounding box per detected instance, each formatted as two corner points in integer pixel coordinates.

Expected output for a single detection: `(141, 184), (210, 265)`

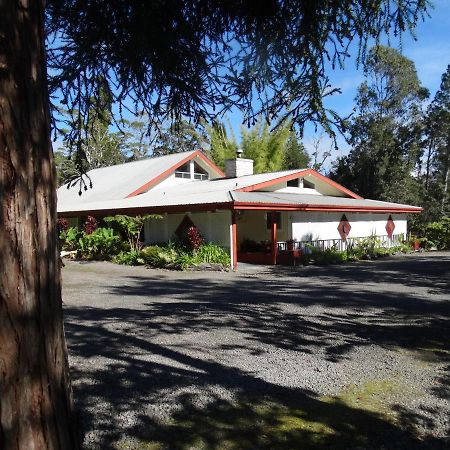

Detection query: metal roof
(58, 167), (304, 213)
(57, 152), (421, 215)
(57, 150), (217, 204)
(230, 192), (421, 211)
(59, 181), (421, 215)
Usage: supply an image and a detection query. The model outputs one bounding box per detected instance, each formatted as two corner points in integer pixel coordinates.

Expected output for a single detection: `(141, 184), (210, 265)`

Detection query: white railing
(277, 234), (405, 252)
(175, 171), (191, 179)
(175, 171), (209, 180)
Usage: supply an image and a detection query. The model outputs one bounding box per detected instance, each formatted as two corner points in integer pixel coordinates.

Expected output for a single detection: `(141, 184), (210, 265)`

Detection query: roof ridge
(87, 150), (197, 172)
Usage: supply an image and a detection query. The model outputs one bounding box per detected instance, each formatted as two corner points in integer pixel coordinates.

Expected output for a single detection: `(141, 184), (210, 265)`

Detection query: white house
(57, 150), (422, 269)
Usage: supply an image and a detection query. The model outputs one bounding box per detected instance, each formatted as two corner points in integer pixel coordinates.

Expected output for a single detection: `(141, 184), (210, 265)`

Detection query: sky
(52, 1), (450, 162)
(226, 0), (450, 163)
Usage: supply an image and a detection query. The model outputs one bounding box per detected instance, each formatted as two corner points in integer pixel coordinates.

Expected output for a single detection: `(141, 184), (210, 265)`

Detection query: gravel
(62, 252), (450, 449)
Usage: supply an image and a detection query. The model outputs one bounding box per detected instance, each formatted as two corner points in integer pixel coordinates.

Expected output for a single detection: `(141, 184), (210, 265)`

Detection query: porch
(238, 233), (405, 267)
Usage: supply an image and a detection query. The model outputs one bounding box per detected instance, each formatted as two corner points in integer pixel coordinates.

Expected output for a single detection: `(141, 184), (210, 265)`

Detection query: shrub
(139, 243), (230, 270)
(58, 217), (69, 233)
(346, 235), (382, 260)
(419, 217), (450, 250)
(104, 214), (162, 251)
(307, 244), (347, 265)
(60, 227), (83, 251)
(77, 227), (126, 260)
(141, 245), (179, 268)
(192, 243), (231, 266)
(187, 226), (204, 251)
(83, 216), (98, 234)
(114, 250), (146, 265)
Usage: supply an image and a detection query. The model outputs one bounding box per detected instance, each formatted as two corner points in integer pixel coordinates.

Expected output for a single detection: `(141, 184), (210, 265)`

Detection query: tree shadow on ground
(63, 254), (450, 449)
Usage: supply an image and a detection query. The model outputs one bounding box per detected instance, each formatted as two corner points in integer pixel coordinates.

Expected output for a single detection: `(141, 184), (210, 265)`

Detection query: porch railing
(174, 171), (209, 180)
(277, 234), (405, 253)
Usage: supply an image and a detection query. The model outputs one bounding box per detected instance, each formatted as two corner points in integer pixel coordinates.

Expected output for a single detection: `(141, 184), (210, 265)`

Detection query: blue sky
(52, 1), (450, 162)
(226, 0), (450, 162)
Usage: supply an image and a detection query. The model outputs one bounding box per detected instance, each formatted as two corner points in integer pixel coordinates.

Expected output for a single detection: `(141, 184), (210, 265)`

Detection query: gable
(126, 150), (224, 197)
(57, 150), (225, 206)
(234, 169), (362, 199)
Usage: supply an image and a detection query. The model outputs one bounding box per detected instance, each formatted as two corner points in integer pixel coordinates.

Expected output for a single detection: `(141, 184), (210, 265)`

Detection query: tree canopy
(45, 1), (429, 146)
(0, 2), (433, 448)
(331, 45), (428, 204)
(422, 65), (450, 218)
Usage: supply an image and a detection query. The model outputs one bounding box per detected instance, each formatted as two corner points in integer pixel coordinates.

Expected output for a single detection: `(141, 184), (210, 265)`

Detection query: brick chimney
(225, 148), (253, 178)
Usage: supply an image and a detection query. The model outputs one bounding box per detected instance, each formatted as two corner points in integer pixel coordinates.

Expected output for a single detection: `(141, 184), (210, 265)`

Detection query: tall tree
(0, 1), (79, 448)
(206, 121), (238, 170)
(1, 1), (430, 448)
(241, 121), (291, 173)
(61, 82), (126, 176)
(424, 65), (450, 218)
(331, 45), (428, 204)
(152, 120), (208, 156)
(120, 117), (152, 161)
(282, 131), (311, 170)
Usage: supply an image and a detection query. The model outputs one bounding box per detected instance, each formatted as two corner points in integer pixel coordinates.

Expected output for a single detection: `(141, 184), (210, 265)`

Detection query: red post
(270, 212), (277, 265)
(232, 211), (238, 271)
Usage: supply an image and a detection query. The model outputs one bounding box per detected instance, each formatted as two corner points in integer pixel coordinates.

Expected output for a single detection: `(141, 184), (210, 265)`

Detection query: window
(287, 178), (299, 187)
(174, 161), (209, 180)
(266, 212), (282, 230)
(303, 179), (315, 189)
(175, 162), (190, 178)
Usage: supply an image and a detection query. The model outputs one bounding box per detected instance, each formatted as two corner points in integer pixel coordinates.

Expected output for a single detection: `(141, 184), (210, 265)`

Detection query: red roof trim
(232, 201), (422, 213)
(126, 150), (225, 198)
(59, 202), (232, 218)
(234, 168), (363, 199)
(59, 200), (422, 218)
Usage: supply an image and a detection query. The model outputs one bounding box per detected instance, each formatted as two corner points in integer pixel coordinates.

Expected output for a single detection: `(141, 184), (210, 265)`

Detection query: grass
(113, 379), (426, 450)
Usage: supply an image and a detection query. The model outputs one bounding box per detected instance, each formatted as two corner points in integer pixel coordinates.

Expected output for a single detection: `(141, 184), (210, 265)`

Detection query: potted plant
(286, 238), (297, 251)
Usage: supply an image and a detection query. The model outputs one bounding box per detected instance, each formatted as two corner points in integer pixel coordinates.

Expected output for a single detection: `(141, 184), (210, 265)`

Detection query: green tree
(53, 149), (79, 186)
(120, 117), (152, 161)
(282, 131), (311, 170)
(241, 121), (291, 173)
(205, 121), (238, 170)
(1, 1), (430, 448)
(151, 120), (208, 156)
(62, 83), (126, 173)
(423, 65), (450, 218)
(104, 215), (162, 252)
(331, 45), (427, 204)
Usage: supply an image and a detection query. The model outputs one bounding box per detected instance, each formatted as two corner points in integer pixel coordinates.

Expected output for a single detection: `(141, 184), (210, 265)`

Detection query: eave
(231, 201), (423, 214)
(125, 149), (225, 198)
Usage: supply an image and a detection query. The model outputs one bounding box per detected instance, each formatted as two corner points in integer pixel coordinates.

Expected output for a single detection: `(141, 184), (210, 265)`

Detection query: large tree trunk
(0, 1), (79, 449)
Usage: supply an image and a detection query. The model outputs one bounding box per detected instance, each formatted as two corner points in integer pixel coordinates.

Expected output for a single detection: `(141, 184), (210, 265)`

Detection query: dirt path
(62, 252), (450, 449)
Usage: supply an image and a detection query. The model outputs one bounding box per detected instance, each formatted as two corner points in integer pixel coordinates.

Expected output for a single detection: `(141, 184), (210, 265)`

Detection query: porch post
(270, 212), (277, 265)
(231, 211), (238, 271)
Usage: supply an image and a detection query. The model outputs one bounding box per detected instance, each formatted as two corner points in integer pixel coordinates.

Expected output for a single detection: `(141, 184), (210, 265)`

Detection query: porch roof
(230, 192), (422, 213)
(59, 185), (422, 216)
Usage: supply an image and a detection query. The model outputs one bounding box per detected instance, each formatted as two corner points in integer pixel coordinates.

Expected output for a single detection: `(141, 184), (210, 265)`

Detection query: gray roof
(57, 150), (222, 204)
(59, 184), (421, 215)
(57, 152), (421, 215)
(231, 192), (421, 211)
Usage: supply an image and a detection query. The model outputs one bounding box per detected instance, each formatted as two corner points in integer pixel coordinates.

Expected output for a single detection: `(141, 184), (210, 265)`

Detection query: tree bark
(0, 1), (79, 449)
(442, 135), (450, 214)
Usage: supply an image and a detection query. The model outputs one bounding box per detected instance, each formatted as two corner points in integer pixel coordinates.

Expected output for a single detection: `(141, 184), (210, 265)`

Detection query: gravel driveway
(62, 252), (450, 450)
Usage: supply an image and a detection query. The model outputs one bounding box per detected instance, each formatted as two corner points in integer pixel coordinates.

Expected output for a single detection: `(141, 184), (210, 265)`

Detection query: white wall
(144, 210), (231, 248)
(290, 212), (407, 241)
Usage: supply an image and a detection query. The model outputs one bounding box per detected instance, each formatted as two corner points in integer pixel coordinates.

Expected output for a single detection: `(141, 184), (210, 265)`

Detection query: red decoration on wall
(385, 215), (395, 238)
(337, 214), (351, 240)
(175, 215), (196, 238)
